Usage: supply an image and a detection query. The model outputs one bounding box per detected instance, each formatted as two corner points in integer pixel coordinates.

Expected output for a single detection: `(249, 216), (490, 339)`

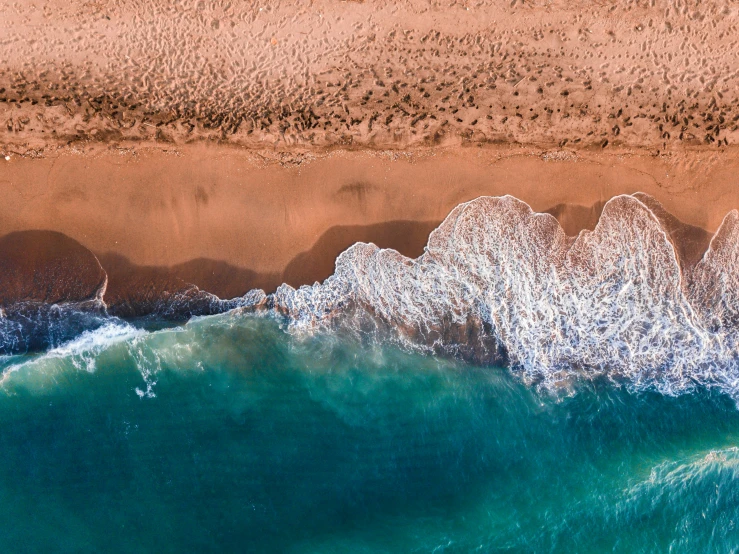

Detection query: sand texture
(2, 0), (739, 152)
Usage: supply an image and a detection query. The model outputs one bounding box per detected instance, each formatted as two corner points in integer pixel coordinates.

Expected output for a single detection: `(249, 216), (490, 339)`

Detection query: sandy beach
(3, 0), (739, 151)
(0, 142), (737, 310)
(6, 3), (739, 551)
(2, 0), (739, 311)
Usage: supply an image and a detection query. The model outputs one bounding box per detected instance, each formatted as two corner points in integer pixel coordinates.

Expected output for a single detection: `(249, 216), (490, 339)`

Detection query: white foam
(260, 194), (739, 397)
(47, 322), (146, 369)
(0, 321), (146, 388)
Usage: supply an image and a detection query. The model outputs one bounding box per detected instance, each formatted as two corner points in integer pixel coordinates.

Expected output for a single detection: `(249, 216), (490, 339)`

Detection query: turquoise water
(1, 313), (739, 553)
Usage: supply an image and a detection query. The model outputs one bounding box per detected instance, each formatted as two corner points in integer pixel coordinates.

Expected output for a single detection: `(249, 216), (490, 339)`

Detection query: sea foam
(4, 193), (739, 398)
(254, 194), (739, 396)
(0, 321), (147, 391)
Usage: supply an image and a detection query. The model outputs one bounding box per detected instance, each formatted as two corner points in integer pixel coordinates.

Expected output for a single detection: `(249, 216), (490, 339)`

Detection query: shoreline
(0, 141), (738, 312)
(3, 0), (739, 314)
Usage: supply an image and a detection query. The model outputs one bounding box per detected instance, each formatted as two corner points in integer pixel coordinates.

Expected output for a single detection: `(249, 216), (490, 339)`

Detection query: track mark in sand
(1, 0), (739, 151)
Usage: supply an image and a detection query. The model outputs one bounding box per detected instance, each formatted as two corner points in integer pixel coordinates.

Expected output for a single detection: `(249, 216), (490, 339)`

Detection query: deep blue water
(1, 313), (738, 553)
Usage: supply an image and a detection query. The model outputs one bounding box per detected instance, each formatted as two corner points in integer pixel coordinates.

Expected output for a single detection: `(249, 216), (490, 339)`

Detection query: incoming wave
(0, 321), (147, 391)
(243, 194), (739, 397)
(3, 193), (739, 397)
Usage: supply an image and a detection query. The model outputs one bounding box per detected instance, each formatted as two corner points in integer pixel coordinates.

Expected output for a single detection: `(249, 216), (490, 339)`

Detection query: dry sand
(1, 0), (739, 311)
(2, 0), (739, 151)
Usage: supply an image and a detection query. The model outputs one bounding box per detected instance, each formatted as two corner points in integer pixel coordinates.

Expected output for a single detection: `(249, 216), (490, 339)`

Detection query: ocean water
(2, 313), (739, 553)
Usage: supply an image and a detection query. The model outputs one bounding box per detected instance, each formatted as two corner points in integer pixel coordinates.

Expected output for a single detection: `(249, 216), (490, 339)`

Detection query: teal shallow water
(1, 313), (739, 553)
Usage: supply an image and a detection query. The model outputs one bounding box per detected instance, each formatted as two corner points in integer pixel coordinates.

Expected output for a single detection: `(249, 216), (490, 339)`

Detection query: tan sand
(2, 0), (739, 151)
(2, 1), (739, 309)
(0, 143), (738, 305)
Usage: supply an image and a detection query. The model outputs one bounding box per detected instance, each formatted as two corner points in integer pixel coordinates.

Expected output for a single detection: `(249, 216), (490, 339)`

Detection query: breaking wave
(0, 289), (265, 355)
(251, 193), (739, 397)
(4, 193), (739, 397)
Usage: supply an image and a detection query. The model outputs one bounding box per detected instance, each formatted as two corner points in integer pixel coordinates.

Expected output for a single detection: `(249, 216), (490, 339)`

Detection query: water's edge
(5, 193), (739, 396)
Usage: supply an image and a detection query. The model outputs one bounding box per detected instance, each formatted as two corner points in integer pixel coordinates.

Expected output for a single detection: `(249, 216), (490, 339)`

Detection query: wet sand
(0, 230), (106, 305)
(0, 143), (738, 311)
